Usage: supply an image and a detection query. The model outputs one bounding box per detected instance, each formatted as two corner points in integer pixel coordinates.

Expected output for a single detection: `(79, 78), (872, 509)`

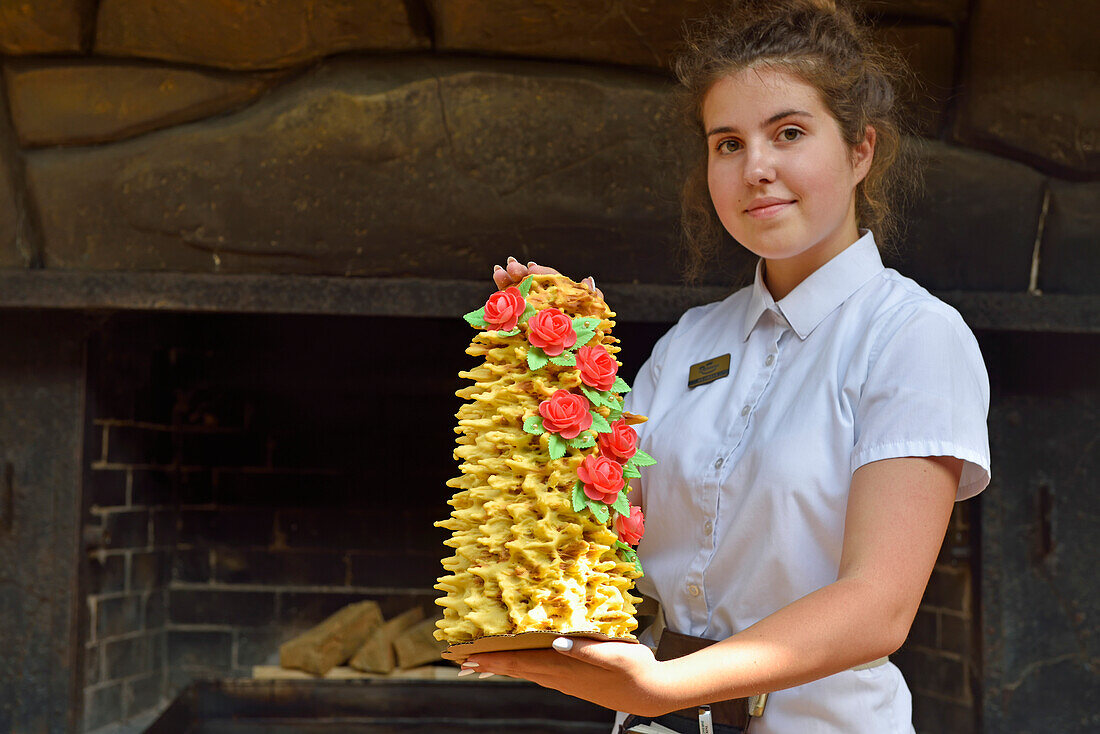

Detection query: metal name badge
(688, 354), (730, 388)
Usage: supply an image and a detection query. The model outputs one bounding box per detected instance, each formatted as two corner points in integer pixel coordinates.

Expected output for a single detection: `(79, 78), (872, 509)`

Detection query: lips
(745, 197), (795, 219)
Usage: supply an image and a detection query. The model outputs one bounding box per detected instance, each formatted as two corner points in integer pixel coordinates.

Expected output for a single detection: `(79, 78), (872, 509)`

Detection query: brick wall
(80, 312), (470, 731)
(894, 501), (981, 733)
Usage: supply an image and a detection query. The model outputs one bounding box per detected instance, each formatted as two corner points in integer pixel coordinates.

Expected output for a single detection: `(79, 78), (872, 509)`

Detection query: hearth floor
(184, 718), (608, 733)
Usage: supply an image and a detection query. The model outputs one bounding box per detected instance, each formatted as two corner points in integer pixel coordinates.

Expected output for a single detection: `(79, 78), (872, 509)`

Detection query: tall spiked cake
(434, 274), (655, 645)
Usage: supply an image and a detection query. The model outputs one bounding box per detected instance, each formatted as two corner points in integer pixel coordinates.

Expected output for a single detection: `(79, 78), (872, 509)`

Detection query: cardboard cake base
(442, 630), (637, 663)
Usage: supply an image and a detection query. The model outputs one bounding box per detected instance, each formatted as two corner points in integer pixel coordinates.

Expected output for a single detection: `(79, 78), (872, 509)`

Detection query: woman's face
(703, 67), (873, 295)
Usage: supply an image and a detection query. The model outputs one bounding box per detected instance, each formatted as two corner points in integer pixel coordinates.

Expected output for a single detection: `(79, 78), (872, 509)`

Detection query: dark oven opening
(79, 310), (661, 732)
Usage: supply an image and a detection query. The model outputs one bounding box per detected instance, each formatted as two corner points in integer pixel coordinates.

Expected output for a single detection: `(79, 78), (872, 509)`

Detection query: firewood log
(394, 617), (448, 669)
(279, 600), (383, 676)
(348, 606), (425, 673)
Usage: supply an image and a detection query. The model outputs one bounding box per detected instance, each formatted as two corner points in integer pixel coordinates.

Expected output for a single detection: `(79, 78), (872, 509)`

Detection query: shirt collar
(740, 230), (884, 341)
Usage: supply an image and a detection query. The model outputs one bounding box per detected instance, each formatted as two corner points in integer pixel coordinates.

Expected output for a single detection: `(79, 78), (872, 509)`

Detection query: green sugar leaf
(607, 406), (623, 422)
(622, 462), (641, 478)
(615, 540), (633, 553)
(570, 317), (598, 347)
(494, 328), (519, 337)
(590, 411), (612, 434)
(611, 377), (631, 394)
(518, 302), (536, 325)
(573, 328), (596, 347)
(571, 482), (587, 513)
(611, 491), (630, 517)
(463, 308), (488, 328)
(616, 543), (641, 576)
(567, 433), (596, 449)
(587, 499), (610, 524)
(527, 347), (549, 371)
(632, 449), (657, 467)
(523, 416), (545, 435)
(548, 433), (566, 460)
(518, 277), (534, 297)
(579, 385), (603, 406)
(549, 352), (576, 366)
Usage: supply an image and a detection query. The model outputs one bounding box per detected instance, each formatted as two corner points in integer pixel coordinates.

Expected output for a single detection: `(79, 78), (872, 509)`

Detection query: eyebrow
(706, 109), (813, 138)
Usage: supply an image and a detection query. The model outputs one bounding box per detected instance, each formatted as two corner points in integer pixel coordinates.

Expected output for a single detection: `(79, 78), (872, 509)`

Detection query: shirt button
(704, 521), (713, 535)
(688, 584), (700, 597)
(765, 354), (775, 366)
(714, 457), (723, 469)
(741, 405), (751, 417)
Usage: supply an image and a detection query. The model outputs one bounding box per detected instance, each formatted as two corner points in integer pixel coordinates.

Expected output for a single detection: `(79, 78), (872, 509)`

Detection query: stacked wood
(349, 606), (425, 674)
(278, 600), (383, 676)
(394, 617), (449, 669)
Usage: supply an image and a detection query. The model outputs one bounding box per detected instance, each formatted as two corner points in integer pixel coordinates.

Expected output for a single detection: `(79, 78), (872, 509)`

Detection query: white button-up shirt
(623, 232), (990, 733)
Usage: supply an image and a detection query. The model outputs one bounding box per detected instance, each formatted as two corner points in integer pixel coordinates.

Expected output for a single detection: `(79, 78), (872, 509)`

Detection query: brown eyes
(714, 128), (804, 154)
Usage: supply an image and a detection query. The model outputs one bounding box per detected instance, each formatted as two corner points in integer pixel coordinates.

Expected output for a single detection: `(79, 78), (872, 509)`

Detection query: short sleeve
(851, 306), (991, 500)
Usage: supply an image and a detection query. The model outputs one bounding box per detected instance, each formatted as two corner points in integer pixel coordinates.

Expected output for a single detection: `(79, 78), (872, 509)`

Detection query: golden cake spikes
(434, 275), (651, 645)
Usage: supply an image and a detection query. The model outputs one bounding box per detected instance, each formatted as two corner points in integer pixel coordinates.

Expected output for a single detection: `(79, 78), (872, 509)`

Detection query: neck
(762, 218), (861, 301)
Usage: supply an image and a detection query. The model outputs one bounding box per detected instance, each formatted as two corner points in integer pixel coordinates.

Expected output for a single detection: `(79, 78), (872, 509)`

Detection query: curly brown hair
(673, 0), (919, 282)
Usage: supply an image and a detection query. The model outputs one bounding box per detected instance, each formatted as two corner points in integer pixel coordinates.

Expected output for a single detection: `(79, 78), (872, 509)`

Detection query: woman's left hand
(461, 638), (675, 716)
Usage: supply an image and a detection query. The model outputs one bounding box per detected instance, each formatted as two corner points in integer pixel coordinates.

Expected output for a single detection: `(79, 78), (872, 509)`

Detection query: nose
(743, 144), (776, 186)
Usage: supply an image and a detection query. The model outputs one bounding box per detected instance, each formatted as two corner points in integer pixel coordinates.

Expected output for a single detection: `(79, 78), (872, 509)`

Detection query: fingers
(505, 256), (528, 282)
(491, 256), (585, 291)
(526, 262), (560, 276)
(581, 276), (604, 300)
(464, 649), (573, 685)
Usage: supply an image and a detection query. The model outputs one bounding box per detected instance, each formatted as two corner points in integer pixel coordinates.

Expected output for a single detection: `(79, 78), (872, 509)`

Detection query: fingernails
(494, 264), (504, 272)
(527, 261), (536, 268)
(478, 672), (495, 679)
(461, 661), (479, 668)
(456, 668), (476, 677)
(552, 637), (573, 652)
(507, 256), (517, 264)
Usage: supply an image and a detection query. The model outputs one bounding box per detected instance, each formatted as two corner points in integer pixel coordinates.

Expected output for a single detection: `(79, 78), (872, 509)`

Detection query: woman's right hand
(492, 256), (601, 299)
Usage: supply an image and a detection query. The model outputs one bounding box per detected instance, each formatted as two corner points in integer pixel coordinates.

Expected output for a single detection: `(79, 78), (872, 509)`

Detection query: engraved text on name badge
(688, 354), (731, 389)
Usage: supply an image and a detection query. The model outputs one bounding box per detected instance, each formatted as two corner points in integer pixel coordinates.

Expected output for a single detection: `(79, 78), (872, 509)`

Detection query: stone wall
(0, 0), (1094, 293)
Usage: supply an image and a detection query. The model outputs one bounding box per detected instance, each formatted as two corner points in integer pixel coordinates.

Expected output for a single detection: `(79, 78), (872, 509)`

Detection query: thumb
(551, 637), (633, 670)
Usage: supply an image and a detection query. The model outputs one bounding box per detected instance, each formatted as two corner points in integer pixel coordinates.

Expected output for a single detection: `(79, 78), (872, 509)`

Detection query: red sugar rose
(576, 454), (625, 504)
(526, 308), (577, 356)
(615, 505), (645, 546)
(576, 345), (618, 391)
(598, 420), (638, 463)
(483, 286), (526, 332)
(538, 389), (592, 440)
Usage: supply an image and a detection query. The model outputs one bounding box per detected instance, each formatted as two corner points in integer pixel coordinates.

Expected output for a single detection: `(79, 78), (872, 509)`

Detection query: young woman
(472, 2), (990, 732)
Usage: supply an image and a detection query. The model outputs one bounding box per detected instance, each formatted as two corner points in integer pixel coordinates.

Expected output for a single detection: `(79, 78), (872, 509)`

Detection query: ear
(851, 125), (876, 184)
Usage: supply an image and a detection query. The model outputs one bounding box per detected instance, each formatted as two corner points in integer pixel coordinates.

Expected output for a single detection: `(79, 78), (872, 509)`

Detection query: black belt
(619, 629), (762, 733)
(619, 711), (745, 734)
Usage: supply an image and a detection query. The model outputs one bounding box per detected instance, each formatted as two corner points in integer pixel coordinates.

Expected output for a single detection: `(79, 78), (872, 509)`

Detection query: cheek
(791, 149), (856, 215)
(707, 161), (742, 225)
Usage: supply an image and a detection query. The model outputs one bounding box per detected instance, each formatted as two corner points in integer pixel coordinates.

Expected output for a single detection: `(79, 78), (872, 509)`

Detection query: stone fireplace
(0, 2), (1096, 733)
